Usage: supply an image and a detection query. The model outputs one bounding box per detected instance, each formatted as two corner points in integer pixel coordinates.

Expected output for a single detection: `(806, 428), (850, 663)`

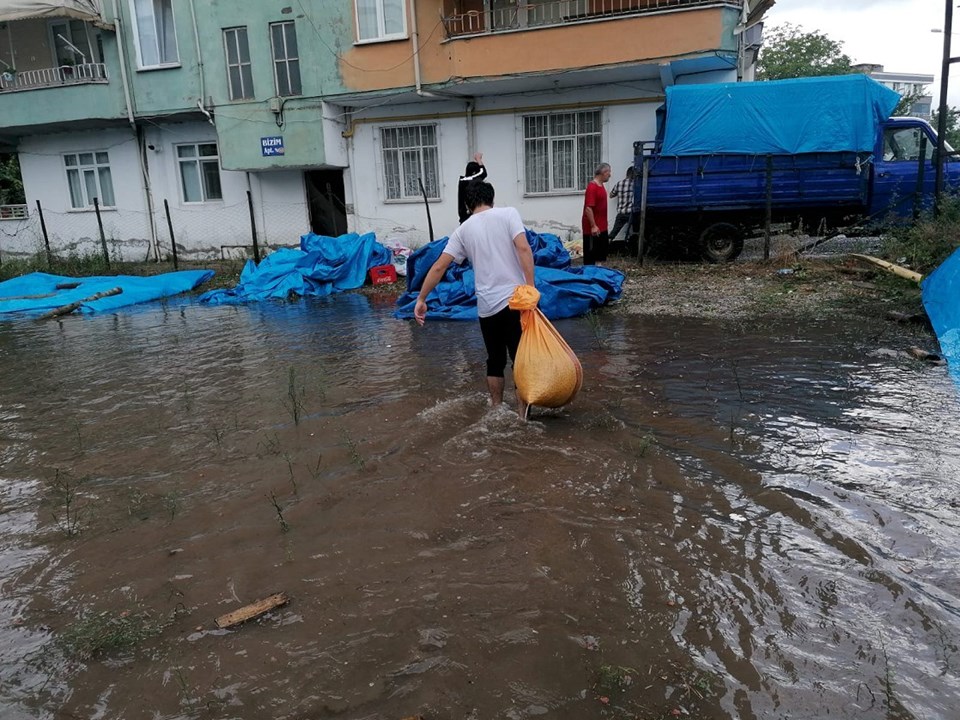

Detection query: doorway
(305, 170), (347, 237)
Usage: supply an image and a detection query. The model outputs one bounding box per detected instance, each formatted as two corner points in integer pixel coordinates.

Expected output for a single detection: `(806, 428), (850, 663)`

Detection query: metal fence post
(164, 199), (179, 270)
(247, 190), (261, 263)
(36, 200), (53, 269)
(94, 197), (110, 269)
(764, 155), (773, 261)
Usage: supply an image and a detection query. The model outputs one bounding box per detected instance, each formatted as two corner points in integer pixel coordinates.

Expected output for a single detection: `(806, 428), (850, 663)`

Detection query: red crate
(369, 264), (397, 285)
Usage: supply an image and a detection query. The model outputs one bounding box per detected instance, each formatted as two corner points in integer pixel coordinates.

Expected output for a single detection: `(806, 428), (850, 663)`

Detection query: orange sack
(508, 285), (583, 408)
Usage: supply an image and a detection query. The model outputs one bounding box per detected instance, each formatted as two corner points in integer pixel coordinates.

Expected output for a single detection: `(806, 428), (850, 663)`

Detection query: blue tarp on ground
(922, 245), (960, 369)
(199, 232), (392, 305)
(660, 75), (901, 157)
(0, 270), (214, 318)
(394, 229), (625, 321)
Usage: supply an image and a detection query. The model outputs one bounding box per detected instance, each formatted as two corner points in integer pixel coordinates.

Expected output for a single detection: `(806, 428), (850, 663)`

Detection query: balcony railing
(0, 63), (108, 93)
(0, 205), (29, 220)
(443, 0), (742, 38)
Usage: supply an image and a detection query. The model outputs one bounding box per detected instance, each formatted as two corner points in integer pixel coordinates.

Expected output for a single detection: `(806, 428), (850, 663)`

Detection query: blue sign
(261, 136), (285, 157)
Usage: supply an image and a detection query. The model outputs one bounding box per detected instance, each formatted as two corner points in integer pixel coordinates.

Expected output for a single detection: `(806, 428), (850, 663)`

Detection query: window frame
(128, 0), (180, 70)
(223, 26), (254, 101)
(63, 151), (116, 210)
(175, 142), (224, 204)
(270, 21), (302, 97)
(521, 108), (603, 196)
(378, 123), (441, 203)
(354, 0), (408, 44)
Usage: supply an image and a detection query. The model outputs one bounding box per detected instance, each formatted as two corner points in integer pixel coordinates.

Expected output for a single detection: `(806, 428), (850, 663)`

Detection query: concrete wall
(342, 83), (669, 247)
(11, 122), (309, 261)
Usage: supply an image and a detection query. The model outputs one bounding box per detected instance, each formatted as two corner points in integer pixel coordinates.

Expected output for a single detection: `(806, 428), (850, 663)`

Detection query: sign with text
(261, 136), (285, 157)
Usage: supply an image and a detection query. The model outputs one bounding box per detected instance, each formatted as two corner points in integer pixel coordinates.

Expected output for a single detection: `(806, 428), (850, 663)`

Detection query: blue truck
(631, 75), (960, 262)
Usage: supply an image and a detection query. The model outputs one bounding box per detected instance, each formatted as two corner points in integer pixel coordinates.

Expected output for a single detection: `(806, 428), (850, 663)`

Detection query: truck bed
(639, 151), (871, 215)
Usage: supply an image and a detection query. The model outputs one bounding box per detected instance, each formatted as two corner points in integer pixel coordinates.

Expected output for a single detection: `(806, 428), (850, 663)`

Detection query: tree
(932, 107), (960, 151)
(757, 24), (852, 81)
(0, 153), (25, 206)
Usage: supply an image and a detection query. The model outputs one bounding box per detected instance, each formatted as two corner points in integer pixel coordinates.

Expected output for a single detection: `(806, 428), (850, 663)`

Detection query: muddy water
(1, 295), (959, 720)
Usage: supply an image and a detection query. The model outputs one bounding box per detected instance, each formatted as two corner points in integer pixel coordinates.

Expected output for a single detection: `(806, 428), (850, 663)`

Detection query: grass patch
(881, 199), (960, 275)
(60, 608), (169, 660)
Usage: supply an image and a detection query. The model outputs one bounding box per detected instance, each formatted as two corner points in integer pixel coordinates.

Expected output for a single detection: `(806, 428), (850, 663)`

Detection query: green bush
(881, 198), (960, 275)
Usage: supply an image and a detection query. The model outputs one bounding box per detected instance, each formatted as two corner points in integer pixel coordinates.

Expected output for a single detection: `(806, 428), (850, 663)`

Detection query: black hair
(464, 161), (482, 176)
(465, 181), (495, 211)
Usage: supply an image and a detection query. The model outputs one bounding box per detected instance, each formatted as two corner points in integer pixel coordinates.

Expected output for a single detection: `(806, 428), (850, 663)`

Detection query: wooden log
(886, 310), (931, 326)
(214, 592), (289, 629)
(36, 287), (122, 321)
(849, 254), (923, 283)
(909, 347), (945, 364)
(0, 292), (57, 302)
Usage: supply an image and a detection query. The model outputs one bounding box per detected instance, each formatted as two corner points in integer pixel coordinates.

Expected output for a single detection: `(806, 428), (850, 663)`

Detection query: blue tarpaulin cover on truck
(394, 230), (624, 321)
(660, 75), (901, 156)
(922, 246), (960, 372)
(0, 270), (213, 317)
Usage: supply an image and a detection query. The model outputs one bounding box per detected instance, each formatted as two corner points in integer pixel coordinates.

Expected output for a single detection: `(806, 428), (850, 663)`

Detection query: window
(380, 125), (439, 201)
(64, 152), (115, 209)
(223, 27), (253, 100)
(882, 127), (934, 163)
(130, 0), (178, 67)
(356, 0), (406, 41)
(523, 110), (602, 194)
(270, 21), (301, 97)
(177, 143), (223, 203)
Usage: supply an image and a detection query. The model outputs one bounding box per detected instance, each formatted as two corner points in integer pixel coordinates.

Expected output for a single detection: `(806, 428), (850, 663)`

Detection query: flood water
(1, 293), (959, 720)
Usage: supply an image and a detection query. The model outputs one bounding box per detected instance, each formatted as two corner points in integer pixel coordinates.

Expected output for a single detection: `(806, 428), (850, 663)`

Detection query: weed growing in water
(584, 310), (608, 349)
(268, 491), (291, 533)
(72, 419), (83, 452)
(162, 491), (181, 522)
(283, 451), (298, 494)
(631, 433), (656, 458)
(211, 426), (224, 450)
(257, 432), (282, 457)
(338, 425), (365, 470)
(284, 367), (306, 426)
(593, 663), (637, 695)
(48, 469), (87, 537)
(307, 454), (323, 481)
(59, 608), (168, 660)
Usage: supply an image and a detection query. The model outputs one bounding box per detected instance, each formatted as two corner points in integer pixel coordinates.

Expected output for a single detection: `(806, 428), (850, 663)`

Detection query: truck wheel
(699, 222), (744, 263)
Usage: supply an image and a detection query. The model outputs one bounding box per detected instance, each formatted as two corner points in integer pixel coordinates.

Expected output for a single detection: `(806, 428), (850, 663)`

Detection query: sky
(762, 0), (960, 107)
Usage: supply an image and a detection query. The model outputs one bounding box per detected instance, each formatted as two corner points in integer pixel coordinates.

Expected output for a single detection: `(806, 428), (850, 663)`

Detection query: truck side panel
(638, 152), (871, 214)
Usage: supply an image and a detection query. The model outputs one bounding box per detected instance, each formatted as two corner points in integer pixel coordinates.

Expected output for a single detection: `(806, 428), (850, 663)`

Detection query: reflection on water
(1, 296), (959, 719)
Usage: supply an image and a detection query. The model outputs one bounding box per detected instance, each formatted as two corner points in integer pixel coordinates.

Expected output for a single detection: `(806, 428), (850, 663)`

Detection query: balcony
(0, 63), (108, 93)
(442, 0), (743, 38)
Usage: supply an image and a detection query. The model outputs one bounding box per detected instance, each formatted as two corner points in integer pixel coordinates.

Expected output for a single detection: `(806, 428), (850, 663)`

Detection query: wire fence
(0, 193), (315, 271)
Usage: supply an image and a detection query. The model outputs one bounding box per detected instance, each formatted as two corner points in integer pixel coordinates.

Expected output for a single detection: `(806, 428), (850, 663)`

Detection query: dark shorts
(584, 230), (609, 265)
(478, 306), (522, 378)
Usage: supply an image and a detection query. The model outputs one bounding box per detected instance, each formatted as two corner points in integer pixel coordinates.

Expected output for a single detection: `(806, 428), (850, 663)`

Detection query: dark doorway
(305, 170), (347, 237)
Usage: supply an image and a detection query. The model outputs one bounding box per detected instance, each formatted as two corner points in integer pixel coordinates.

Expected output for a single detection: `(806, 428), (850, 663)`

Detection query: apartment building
(0, 0), (772, 260)
(853, 63), (934, 119)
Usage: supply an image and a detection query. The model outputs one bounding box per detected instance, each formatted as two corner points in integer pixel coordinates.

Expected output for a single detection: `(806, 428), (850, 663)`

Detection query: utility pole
(936, 0), (956, 215)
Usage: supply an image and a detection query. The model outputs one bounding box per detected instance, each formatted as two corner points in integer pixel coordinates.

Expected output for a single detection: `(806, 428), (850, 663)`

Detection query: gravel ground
(606, 232), (922, 322)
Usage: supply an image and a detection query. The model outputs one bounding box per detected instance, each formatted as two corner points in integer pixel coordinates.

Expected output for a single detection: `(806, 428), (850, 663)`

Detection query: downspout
(187, 0), (207, 111)
(111, 0), (161, 261)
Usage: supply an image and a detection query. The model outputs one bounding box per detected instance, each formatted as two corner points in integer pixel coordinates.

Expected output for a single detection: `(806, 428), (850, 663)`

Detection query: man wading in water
(414, 181), (535, 414)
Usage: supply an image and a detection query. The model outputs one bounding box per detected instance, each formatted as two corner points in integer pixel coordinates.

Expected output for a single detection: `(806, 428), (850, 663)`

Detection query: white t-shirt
(443, 206), (527, 318)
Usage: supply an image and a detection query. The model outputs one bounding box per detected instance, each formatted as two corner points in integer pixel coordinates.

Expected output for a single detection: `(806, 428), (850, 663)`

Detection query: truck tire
(699, 222), (744, 263)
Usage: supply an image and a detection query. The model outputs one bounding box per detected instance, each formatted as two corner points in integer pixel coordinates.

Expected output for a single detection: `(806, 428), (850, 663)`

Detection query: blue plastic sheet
(0, 270), (213, 318)
(394, 229), (624, 321)
(922, 246), (960, 371)
(660, 75), (900, 156)
(199, 232), (392, 305)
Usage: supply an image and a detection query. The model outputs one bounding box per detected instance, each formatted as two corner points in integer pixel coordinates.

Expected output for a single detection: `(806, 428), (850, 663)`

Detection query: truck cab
(871, 117), (960, 218)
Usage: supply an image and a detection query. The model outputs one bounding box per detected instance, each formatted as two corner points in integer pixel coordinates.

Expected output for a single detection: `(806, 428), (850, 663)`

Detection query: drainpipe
(187, 0), (207, 111)
(111, 0), (161, 261)
(466, 98), (476, 155)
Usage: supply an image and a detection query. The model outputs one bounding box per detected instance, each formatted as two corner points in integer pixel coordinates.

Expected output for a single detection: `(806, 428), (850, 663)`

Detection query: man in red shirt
(582, 162), (611, 265)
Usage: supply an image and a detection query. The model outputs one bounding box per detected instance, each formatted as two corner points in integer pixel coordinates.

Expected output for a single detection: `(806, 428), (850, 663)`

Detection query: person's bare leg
(515, 391), (529, 421)
(487, 376), (505, 406)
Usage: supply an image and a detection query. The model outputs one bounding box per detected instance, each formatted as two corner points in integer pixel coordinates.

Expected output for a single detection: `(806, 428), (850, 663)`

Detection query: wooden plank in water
(214, 592), (289, 629)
